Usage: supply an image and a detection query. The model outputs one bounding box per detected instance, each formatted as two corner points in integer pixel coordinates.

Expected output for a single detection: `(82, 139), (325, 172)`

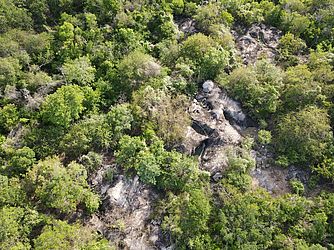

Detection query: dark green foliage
(0, 0), (33, 33)
(59, 114), (111, 158)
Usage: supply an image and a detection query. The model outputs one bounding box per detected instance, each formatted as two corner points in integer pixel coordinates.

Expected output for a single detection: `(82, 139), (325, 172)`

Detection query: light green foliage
(0, 57), (21, 89)
(258, 130), (272, 144)
(55, 13), (103, 62)
(215, 187), (277, 249)
(281, 11), (311, 35)
(22, 70), (52, 92)
(34, 220), (111, 250)
(6, 146), (36, 176)
(313, 158), (334, 183)
(281, 64), (323, 111)
(290, 179), (305, 195)
(106, 104), (133, 146)
(0, 175), (27, 206)
(0, 104), (19, 133)
(308, 50), (334, 84)
(62, 56), (96, 85)
(180, 33), (230, 81)
(116, 133), (200, 191)
(0, 207), (38, 249)
(222, 60), (283, 120)
(25, 157), (99, 214)
(274, 106), (333, 165)
(223, 146), (255, 191)
(40, 85), (85, 127)
(194, 3), (233, 32)
(1, 0), (334, 248)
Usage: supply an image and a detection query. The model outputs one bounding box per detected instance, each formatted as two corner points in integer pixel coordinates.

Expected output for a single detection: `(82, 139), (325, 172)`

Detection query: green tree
(161, 188), (212, 248)
(116, 51), (161, 96)
(40, 85), (85, 128)
(274, 106), (333, 165)
(59, 114), (111, 158)
(0, 57), (21, 90)
(0, 0), (33, 33)
(0, 175), (27, 207)
(62, 56), (96, 85)
(106, 104), (133, 147)
(133, 86), (190, 146)
(25, 157), (99, 214)
(281, 64), (323, 111)
(277, 33), (307, 67)
(5, 147), (36, 176)
(180, 33), (230, 81)
(222, 60), (283, 120)
(0, 104), (19, 133)
(34, 220), (110, 250)
(0, 206), (40, 250)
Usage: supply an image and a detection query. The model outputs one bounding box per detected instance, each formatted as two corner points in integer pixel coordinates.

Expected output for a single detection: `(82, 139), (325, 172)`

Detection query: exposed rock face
(233, 23), (282, 64)
(176, 18), (197, 36)
(186, 82), (246, 175)
(88, 165), (162, 250)
(3, 81), (64, 110)
(184, 81), (293, 195)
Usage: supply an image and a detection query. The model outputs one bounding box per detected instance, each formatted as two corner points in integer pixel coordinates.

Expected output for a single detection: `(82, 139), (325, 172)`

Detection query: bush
(274, 106), (333, 165)
(258, 130), (272, 145)
(34, 220), (111, 250)
(25, 157), (100, 214)
(222, 60), (283, 120)
(61, 56), (96, 85)
(290, 179), (305, 195)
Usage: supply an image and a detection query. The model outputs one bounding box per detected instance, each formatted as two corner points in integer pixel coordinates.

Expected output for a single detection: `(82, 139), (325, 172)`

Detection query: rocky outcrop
(176, 18), (197, 36)
(88, 165), (162, 249)
(184, 81), (293, 195)
(233, 23), (282, 64)
(185, 81), (246, 175)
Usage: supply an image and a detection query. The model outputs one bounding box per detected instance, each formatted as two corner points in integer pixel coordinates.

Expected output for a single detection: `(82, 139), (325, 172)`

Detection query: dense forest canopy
(1, 0), (334, 249)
